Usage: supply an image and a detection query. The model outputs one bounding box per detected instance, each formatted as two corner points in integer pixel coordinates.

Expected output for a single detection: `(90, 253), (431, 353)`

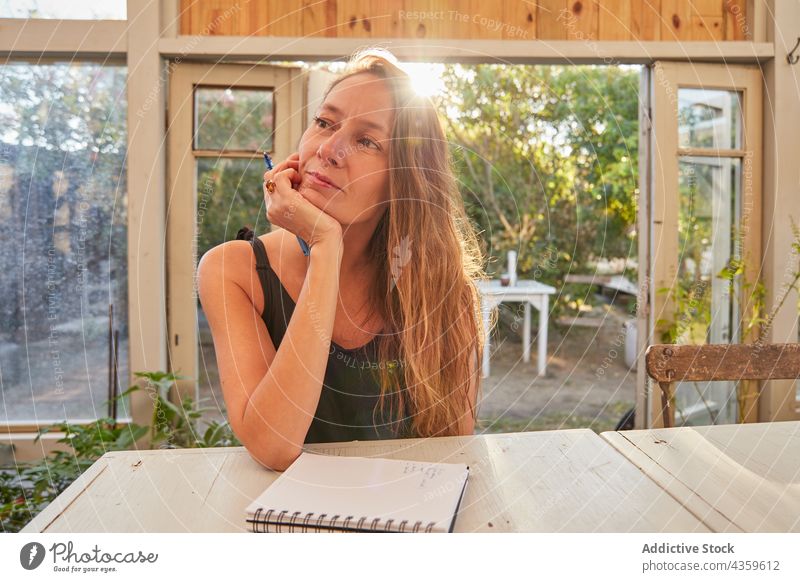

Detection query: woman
(198, 49), (488, 471)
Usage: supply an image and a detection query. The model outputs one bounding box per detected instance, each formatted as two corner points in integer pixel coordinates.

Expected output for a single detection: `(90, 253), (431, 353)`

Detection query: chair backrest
(644, 343), (800, 428)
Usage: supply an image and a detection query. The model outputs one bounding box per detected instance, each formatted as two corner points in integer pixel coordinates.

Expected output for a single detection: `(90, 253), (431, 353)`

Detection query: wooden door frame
(166, 61), (305, 402)
(645, 61), (763, 428)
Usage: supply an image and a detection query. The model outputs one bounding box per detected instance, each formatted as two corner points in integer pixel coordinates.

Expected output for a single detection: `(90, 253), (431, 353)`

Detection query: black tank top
(238, 228), (408, 444)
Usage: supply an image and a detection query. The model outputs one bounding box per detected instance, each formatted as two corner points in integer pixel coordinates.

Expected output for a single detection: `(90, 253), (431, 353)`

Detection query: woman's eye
(313, 116), (379, 150)
(358, 137), (379, 150)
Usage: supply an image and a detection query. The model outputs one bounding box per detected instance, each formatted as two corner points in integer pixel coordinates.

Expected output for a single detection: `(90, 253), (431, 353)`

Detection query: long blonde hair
(323, 49), (489, 438)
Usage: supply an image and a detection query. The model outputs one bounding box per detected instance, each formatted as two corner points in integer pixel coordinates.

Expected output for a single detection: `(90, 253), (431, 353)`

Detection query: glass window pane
(0, 63), (128, 424)
(673, 156), (742, 425)
(196, 157), (270, 424)
(0, 0), (126, 19)
(194, 88), (274, 152)
(195, 157), (269, 259)
(678, 89), (742, 150)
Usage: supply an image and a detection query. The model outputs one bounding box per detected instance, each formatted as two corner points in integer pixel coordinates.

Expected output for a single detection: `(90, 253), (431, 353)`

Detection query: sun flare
(401, 62), (446, 98)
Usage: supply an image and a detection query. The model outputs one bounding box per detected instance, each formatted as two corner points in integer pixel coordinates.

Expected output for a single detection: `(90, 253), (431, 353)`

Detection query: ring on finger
(265, 179), (276, 193)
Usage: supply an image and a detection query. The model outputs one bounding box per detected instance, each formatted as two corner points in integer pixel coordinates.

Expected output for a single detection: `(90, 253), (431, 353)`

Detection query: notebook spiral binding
(251, 507), (436, 533)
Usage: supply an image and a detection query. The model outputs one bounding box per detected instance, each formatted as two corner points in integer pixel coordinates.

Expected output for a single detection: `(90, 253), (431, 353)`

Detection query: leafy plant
(656, 218), (800, 425)
(719, 220), (800, 422)
(1, 371), (240, 533)
(440, 65), (640, 320)
(0, 417), (148, 533)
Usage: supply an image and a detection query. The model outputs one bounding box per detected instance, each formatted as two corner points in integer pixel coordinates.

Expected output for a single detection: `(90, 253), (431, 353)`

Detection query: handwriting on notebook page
(402, 461), (445, 488)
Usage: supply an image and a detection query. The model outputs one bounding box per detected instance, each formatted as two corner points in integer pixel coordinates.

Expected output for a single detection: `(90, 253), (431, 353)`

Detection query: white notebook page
(246, 452), (469, 531)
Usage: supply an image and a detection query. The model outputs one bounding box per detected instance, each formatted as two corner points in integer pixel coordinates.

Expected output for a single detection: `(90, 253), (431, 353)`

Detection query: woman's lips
(307, 171), (340, 190)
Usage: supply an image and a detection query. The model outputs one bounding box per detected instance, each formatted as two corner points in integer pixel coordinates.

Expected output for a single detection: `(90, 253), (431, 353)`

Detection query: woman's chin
(299, 184), (339, 212)
(301, 183), (338, 200)
(299, 184), (324, 199)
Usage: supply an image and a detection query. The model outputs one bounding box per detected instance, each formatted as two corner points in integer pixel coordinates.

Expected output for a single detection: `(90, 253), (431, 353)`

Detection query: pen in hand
(264, 151), (310, 257)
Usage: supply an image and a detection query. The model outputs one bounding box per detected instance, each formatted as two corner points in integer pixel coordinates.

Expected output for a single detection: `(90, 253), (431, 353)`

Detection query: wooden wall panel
(302, 0), (337, 37)
(179, 0), (748, 41)
(537, 0), (567, 40)
(266, 0), (303, 37)
(337, 0), (373, 38)
(189, 0), (233, 35)
(692, 15), (724, 41)
(444, 2), (473, 40)
(212, 0), (237, 35)
(660, 0), (692, 40)
(503, 0), (537, 40)
(725, 0), (748, 41)
(436, 1), (463, 40)
(568, 0), (599, 40)
(370, 1), (404, 38)
(470, 1), (506, 40)
(691, 0), (724, 41)
(631, 0), (661, 41)
(402, 0), (446, 39)
(248, 0), (268, 35)
(692, 0), (724, 16)
(599, 0), (631, 41)
(179, 0), (189, 35)
(338, 0), (454, 40)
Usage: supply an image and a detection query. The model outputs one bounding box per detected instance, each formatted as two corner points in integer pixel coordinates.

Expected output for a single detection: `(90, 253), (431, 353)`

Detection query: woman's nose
(316, 134), (344, 167)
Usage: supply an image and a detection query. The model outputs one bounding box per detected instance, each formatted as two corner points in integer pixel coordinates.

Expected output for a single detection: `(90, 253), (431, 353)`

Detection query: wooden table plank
(21, 450), (111, 534)
(22, 430), (708, 533)
(30, 448), (230, 532)
(310, 430), (707, 532)
(602, 431), (743, 532)
(601, 421), (800, 532)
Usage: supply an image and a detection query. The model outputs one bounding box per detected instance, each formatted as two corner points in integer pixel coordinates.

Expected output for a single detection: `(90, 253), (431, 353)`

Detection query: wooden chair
(645, 343), (800, 428)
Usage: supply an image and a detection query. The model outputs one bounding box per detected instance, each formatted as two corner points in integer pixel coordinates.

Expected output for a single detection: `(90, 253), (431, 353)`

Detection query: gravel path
(477, 304), (636, 433)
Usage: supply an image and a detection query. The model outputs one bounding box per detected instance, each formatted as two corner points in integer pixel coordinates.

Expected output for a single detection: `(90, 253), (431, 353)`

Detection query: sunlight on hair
(400, 62), (446, 97)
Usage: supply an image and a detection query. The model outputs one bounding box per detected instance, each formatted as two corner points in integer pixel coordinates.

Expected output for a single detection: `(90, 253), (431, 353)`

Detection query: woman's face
(297, 72), (394, 228)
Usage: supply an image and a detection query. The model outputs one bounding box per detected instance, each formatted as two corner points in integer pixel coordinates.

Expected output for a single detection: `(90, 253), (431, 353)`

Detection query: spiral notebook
(245, 452), (470, 533)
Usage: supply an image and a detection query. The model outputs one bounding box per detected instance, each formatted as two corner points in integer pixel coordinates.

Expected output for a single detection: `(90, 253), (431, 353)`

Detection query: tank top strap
(246, 232), (293, 350)
(236, 225), (272, 310)
(250, 235), (272, 316)
(250, 235), (270, 271)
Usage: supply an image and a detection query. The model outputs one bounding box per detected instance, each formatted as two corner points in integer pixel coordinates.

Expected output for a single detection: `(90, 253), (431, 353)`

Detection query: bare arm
(239, 236), (343, 468)
(199, 154), (345, 471)
(198, 235), (343, 471)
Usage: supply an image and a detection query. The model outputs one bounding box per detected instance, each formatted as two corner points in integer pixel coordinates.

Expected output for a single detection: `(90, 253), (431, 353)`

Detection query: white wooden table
(476, 279), (557, 377)
(21, 429), (706, 533)
(602, 420), (800, 532)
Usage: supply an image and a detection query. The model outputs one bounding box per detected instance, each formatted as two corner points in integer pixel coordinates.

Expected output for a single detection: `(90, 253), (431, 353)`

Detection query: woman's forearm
(240, 236), (343, 470)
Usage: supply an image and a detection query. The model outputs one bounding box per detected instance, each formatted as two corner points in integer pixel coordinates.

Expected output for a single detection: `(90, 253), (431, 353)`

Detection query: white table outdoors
(476, 279), (557, 377)
(21, 429), (706, 533)
(22, 421), (800, 533)
(602, 420), (800, 532)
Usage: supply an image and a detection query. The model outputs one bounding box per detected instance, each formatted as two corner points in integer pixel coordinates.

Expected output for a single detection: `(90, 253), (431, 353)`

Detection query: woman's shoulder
(198, 237), (252, 280)
(199, 229), (288, 271)
(197, 229), (300, 310)
(197, 232), (271, 296)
